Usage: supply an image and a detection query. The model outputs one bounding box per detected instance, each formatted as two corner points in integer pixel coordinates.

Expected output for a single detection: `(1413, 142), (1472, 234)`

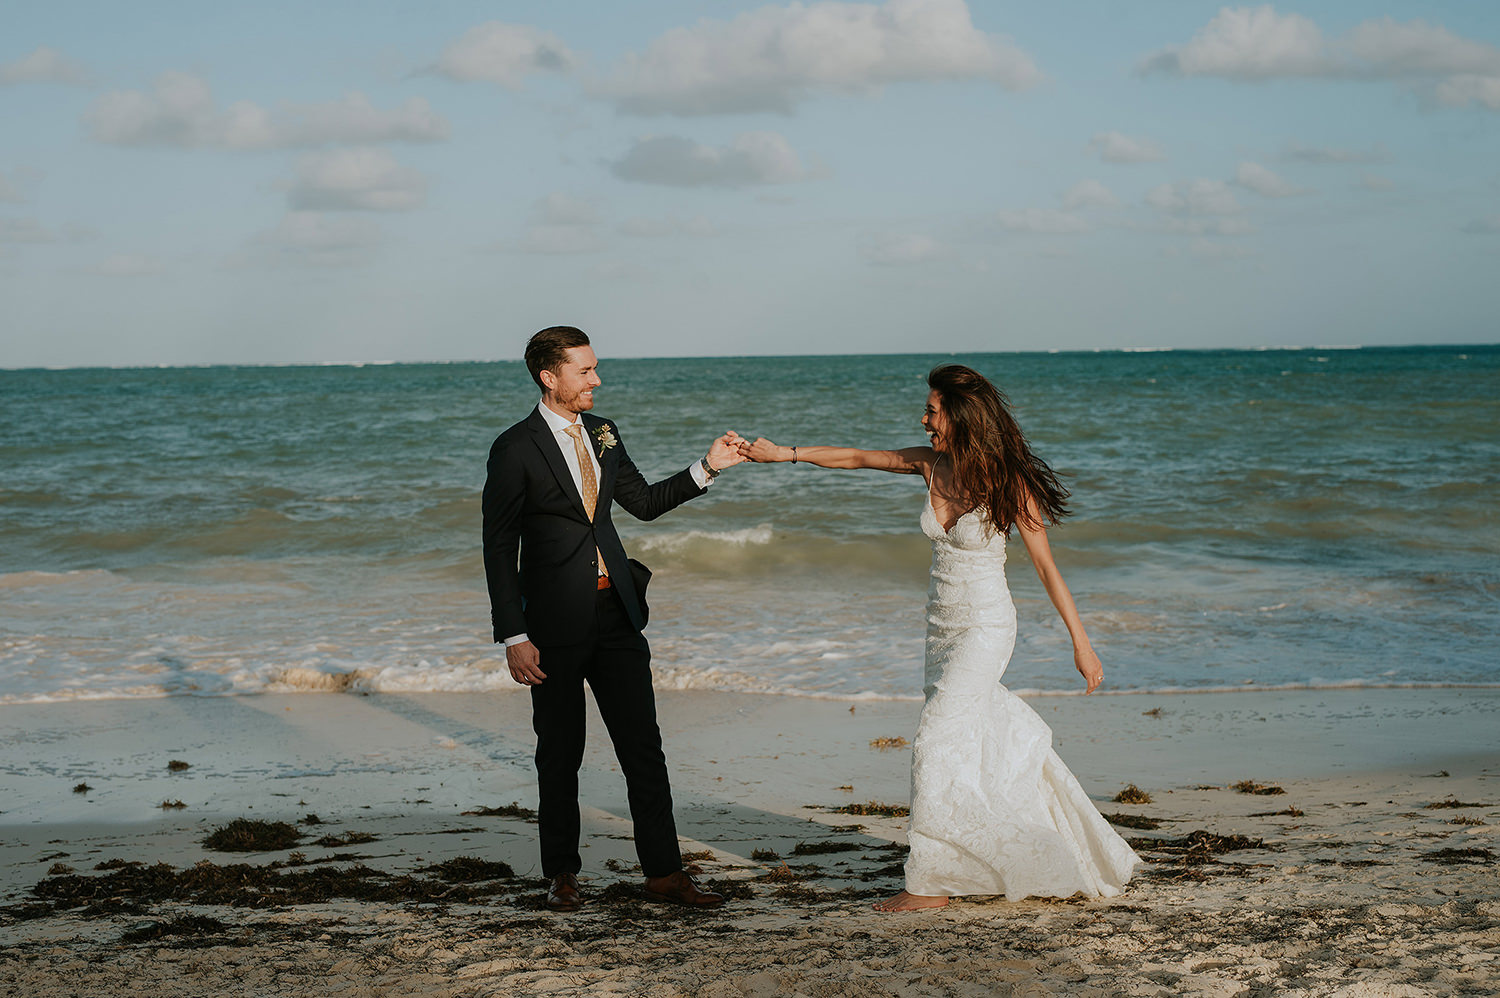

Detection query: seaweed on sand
(1113, 785), (1153, 804)
(461, 802), (538, 819)
(20, 858), (523, 918)
(791, 841), (863, 856)
(1103, 812), (1162, 830)
(821, 801), (910, 818)
(1230, 780), (1286, 796)
(416, 857), (516, 882)
(1419, 847), (1495, 865)
(202, 819), (303, 852)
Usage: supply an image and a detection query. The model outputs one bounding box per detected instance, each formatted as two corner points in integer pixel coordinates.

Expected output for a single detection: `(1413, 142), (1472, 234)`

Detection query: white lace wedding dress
(904, 492), (1139, 900)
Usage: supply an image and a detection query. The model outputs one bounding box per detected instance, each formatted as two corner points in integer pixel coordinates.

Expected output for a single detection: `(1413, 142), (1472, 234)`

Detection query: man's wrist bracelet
(791, 446), (798, 464)
(700, 456), (721, 479)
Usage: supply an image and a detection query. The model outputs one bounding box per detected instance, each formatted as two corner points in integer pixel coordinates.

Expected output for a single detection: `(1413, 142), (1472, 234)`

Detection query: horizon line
(2, 341), (1495, 373)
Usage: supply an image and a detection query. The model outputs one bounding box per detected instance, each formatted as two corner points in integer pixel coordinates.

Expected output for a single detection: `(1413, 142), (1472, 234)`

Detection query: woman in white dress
(741, 364), (1138, 912)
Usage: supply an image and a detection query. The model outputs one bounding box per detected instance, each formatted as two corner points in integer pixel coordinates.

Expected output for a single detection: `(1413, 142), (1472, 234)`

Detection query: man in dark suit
(482, 325), (745, 911)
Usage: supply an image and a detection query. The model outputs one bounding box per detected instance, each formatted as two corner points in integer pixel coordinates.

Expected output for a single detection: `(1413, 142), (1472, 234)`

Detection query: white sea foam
(637, 524), (774, 553)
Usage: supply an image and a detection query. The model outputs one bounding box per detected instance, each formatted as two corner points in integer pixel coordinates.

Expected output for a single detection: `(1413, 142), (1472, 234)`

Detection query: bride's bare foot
(872, 891), (948, 912)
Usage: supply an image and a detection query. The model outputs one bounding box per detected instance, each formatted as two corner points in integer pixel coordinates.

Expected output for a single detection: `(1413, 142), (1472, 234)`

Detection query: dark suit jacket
(482, 407), (706, 647)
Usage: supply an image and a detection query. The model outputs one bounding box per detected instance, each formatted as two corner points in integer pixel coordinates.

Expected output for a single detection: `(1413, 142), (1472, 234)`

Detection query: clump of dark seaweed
(461, 802), (538, 819)
(1423, 800), (1491, 810)
(1419, 847), (1494, 865)
(1113, 785), (1152, 804)
(72, 783), (91, 794)
(313, 831), (376, 848)
(824, 801), (909, 818)
(159, 800), (186, 810)
(416, 857), (516, 882)
(1103, 812), (1162, 830)
(1230, 780), (1286, 796)
(751, 848), (780, 861)
(202, 818), (303, 852)
(167, 760), (192, 772)
(791, 841), (863, 856)
(1248, 806), (1303, 817)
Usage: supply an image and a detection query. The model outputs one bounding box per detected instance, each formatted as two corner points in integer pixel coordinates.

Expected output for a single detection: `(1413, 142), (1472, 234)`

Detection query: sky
(2, 0), (1498, 367)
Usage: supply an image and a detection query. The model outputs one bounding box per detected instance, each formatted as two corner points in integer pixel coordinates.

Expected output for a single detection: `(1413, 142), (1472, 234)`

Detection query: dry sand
(2, 687), (1497, 996)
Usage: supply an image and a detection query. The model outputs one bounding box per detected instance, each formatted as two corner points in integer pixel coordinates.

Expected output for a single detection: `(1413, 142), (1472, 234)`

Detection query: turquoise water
(1, 346), (1496, 702)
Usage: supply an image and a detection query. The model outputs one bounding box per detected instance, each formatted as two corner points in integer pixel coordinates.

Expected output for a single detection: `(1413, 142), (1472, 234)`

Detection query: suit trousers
(530, 587), (680, 878)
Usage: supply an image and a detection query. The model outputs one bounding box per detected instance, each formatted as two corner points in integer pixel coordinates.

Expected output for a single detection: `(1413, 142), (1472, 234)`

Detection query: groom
(482, 325), (745, 911)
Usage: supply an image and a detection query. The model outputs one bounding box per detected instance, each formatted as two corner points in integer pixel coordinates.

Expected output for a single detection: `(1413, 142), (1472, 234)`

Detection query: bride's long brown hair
(927, 364), (1070, 532)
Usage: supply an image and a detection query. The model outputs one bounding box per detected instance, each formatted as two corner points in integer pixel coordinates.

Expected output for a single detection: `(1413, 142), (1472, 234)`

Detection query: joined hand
(706, 431), (749, 472)
(737, 437), (782, 463)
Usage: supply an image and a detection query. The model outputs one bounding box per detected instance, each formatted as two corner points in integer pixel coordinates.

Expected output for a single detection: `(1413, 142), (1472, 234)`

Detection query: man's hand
(507, 641), (546, 687)
(706, 431), (749, 472)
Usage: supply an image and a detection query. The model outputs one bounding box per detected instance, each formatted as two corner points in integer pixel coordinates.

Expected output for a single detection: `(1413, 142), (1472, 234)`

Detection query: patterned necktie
(563, 424), (607, 578)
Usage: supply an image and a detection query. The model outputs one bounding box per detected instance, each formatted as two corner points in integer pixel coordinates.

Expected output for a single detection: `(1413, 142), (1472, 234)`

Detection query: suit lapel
(528, 408), (589, 520)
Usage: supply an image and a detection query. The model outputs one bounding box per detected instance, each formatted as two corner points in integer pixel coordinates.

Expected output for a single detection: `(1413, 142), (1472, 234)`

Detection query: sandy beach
(2, 686), (1497, 997)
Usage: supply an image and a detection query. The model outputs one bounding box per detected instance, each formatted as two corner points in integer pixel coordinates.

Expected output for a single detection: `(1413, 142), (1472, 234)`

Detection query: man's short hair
(524, 326), (590, 391)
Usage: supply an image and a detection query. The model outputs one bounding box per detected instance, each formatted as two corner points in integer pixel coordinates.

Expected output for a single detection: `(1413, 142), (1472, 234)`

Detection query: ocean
(1, 346), (1496, 704)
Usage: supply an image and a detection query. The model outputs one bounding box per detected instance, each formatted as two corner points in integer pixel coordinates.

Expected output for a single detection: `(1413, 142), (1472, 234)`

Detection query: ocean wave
(5, 672), (1497, 706)
(636, 523), (775, 553)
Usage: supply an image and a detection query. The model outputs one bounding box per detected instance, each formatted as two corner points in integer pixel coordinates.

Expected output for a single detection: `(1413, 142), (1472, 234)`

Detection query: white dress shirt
(503, 401), (714, 648)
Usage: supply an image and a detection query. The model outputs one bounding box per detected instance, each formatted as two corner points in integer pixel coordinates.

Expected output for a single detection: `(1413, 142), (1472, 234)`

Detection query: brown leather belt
(596, 575), (612, 590)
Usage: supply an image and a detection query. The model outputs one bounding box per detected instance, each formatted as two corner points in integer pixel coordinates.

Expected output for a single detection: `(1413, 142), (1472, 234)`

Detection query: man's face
(541, 346), (601, 415)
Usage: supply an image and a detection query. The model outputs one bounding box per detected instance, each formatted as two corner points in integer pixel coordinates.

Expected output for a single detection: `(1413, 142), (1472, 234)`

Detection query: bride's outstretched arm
(1015, 493), (1105, 694)
(739, 438), (931, 474)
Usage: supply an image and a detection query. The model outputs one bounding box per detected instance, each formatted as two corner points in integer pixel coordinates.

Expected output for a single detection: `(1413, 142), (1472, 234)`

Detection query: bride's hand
(1075, 646), (1103, 694)
(740, 437), (783, 462)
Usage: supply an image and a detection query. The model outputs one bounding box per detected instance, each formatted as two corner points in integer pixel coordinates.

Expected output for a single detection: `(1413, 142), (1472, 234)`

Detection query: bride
(740, 364), (1138, 911)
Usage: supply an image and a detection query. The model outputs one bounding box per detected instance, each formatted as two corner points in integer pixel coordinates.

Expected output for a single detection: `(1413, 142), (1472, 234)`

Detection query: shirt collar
(536, 400), (583, 434)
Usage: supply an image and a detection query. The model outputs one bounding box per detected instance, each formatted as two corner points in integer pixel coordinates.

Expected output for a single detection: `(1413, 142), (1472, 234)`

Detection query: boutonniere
(593, 424), (617, 452)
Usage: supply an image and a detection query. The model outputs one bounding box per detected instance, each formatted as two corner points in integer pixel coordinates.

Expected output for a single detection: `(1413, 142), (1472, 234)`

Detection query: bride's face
(922, 390), (950, 452)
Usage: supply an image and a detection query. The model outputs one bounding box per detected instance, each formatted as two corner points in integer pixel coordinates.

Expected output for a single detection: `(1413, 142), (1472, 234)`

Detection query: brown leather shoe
(546, 872), (582, 911)
(643, 870), (725, 908)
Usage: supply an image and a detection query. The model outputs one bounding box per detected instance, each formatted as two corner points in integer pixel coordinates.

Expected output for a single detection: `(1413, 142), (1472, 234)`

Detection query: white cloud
(1434, 74), (1500, 110)
(1283, 142), (1387, 164)
(1088, 131), (1164, 164)
(1146, 179), (1243, 216)
(859, 232), (951, 265)
(611, 132), (810, 187)
(286, 148), (426, 211)
(1233, 161), (1310, 197)
(618, 215), (720, 238)
(0, 46), (89, 85)
(86, 73), (449, 148)
(1359, 173), (1395, 192)
(90, 254), (165, 277)
(1345, 18), (1500, 77)
(601, 0), (1040, 115)
(1462, 216), (1500, 235)
(432, 21), (577, 87)
(1142, 7), (1500, 111)
(991, 208), (1087, 234)
(0, 217), (55, 243)
(1061, 179), (1118, 210)
(1141, 6), (1329, 79)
